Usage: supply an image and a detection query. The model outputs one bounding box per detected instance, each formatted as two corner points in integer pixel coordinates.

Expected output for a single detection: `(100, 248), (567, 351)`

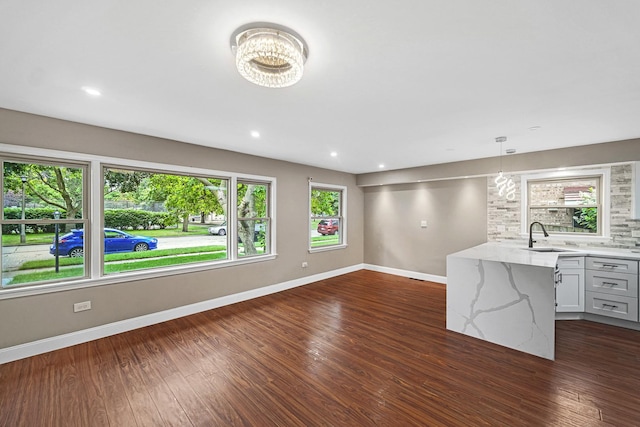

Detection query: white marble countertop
(448, 242), (640, 268)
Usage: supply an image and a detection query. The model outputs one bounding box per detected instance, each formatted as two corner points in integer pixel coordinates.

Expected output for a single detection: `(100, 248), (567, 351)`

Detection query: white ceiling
(1, 1), (639, 174)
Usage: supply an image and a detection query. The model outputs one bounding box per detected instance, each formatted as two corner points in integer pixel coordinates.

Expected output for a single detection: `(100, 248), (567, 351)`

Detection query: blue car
(50, 228), (158, 257)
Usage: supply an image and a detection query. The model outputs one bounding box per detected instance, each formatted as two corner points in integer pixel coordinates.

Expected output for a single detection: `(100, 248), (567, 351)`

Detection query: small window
(310, 183), (346, 250)
(237, 181), (270, 258)
(523, 169), (609, 237)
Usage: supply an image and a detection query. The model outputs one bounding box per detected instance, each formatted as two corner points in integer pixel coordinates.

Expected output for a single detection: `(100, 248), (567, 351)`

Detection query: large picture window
(309, 182), (346, 251)
(522, 169), (609, 238)
(0, 146), (275, 295)
(1, 158), (88, 287)
(102, 167), (229, 274)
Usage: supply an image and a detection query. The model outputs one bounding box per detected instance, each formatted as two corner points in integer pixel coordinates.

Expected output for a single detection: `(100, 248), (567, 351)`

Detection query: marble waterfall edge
(446, 256), (556, 360)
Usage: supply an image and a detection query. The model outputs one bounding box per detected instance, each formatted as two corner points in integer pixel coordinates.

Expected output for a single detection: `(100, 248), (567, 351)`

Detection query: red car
(317, 219), (339, 235)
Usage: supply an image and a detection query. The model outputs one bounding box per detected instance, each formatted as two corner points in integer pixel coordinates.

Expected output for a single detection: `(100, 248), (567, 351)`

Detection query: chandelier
(494, 136), (516, 200)
(231, 24), (308, 88)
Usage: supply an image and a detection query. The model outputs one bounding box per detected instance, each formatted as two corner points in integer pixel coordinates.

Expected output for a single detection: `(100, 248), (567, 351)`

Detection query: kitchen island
(446, 243), (561, 360)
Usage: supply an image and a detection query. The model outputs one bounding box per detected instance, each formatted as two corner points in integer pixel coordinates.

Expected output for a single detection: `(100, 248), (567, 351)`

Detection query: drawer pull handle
(602, 282), (619, 287)
(601, 264), (619, 269)
(601, 303), (618, 310)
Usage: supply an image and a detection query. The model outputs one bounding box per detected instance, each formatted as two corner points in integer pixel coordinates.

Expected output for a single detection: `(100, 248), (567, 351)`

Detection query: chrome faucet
(529, 222), (549, 248)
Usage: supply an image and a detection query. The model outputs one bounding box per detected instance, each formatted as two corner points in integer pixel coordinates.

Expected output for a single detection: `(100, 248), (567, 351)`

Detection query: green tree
(4, 162), (83, 228)
(311, 189), (340, 216)
(237, 183), (267, 255)
(572, 187), (598, 232)
(146, 174), (223, 232)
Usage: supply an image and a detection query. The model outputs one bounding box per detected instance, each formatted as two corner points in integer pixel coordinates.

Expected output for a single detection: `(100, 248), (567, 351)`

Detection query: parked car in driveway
(50, 228), (158, 257)
(208, 221), (227, 236)
(317, 219), (339, 235)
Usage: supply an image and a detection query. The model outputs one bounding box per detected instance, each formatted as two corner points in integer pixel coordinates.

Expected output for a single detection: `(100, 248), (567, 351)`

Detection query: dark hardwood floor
(2, 270), (640, 426)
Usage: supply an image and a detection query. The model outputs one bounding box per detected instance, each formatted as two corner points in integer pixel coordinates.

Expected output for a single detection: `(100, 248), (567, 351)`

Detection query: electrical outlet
(74, 301), (91, 312)
(420, 220), (427, 228)
(302, 262), (308, 268)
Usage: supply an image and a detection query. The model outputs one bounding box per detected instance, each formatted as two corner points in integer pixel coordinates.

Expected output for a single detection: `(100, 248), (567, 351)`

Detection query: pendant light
(494, 136), (515, 200)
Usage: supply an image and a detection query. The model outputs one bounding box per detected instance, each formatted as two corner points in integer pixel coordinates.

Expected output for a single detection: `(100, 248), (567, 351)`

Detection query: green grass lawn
(18, 245), (227, 270)
(9, 249), (229, 285)
(311, 234), (340, 247)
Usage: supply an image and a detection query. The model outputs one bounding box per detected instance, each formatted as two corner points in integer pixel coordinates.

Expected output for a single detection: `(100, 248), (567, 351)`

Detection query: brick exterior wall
(487, 163), (640, 249)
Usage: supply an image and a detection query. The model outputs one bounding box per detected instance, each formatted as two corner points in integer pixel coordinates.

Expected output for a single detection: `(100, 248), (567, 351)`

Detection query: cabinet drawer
(586, 257), (638, 274)
(586, 270), (639, 298)
(557, 256), (584, 269)
(585, 292), (638, 321)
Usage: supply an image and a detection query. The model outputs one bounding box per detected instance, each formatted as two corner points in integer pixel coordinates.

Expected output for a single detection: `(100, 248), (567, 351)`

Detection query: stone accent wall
(487, 163), (640, 249)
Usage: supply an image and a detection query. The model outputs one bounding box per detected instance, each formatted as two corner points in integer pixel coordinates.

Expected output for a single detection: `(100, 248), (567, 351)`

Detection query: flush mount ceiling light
(231, 23), (308, 88)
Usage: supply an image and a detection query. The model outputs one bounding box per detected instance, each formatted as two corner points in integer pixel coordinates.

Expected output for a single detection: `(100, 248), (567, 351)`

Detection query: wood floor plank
(109, 332), (165, 426)
(2, 270), (640, 426)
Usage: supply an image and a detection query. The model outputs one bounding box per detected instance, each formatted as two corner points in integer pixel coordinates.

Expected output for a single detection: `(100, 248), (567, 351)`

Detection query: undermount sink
(526, 247), (575, 253)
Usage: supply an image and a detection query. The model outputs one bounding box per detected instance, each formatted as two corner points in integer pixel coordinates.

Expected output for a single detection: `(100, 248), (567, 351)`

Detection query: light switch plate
(420, 220), (427, 228)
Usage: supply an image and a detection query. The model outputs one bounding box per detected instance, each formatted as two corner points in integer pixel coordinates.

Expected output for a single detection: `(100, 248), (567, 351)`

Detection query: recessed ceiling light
(528, 126), (541, 131)
(330, 151), (337, 157)
(378, 164), (385, 169)
(81, 86), (101, 96)
(250, 130), (260, 138)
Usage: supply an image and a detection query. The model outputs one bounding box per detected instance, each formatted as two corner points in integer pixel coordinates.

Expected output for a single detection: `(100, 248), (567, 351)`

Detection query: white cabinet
(556, 257), (585, 312)
(585, 256), (639, 321)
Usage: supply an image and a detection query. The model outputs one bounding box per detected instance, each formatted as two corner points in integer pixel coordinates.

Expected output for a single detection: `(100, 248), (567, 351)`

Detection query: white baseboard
(364, 264), (447, 284)
(0, 264), (365, 364)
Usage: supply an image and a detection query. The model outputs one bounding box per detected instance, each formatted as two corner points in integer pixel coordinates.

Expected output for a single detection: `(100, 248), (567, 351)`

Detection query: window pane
(103, 168), (228, 274)
(529, 207), (598, 234)
(311, 218), (341, 248)
(311, 189), (341, 216)
(529, 178), (598, 207)
(3, 161), (84, 220)
(237, 219), (267, 256)
(237, 182), (267, 218)
(2, 222), (87, 288)
(237, 182), (269, 258)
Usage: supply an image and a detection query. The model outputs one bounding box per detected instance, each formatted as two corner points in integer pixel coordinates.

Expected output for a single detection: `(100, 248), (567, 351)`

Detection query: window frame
(100, 164), (234, 275)
(520, 168), (610, 240)
(309, 182), (347, 252)
(236, 179), (272, 259)
(0, 143), (276, 300)
(1, 155), (91, 283)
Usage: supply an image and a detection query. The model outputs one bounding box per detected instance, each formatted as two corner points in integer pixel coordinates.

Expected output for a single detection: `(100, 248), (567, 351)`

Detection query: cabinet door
(556, 268), (585, 312)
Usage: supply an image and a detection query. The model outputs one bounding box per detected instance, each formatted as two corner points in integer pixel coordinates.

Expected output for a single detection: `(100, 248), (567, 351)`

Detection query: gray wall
(0, 109), (364, 349)
(361, 139), (640, 277)
(2, 106), (639, 351)
(363, 178), (488, 277)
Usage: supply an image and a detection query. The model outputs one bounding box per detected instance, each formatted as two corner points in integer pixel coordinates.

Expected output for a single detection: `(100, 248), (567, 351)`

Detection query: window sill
(308, 244), (348, 254)
(0, 253), (277, 301)
(519, 233), (611, 243)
